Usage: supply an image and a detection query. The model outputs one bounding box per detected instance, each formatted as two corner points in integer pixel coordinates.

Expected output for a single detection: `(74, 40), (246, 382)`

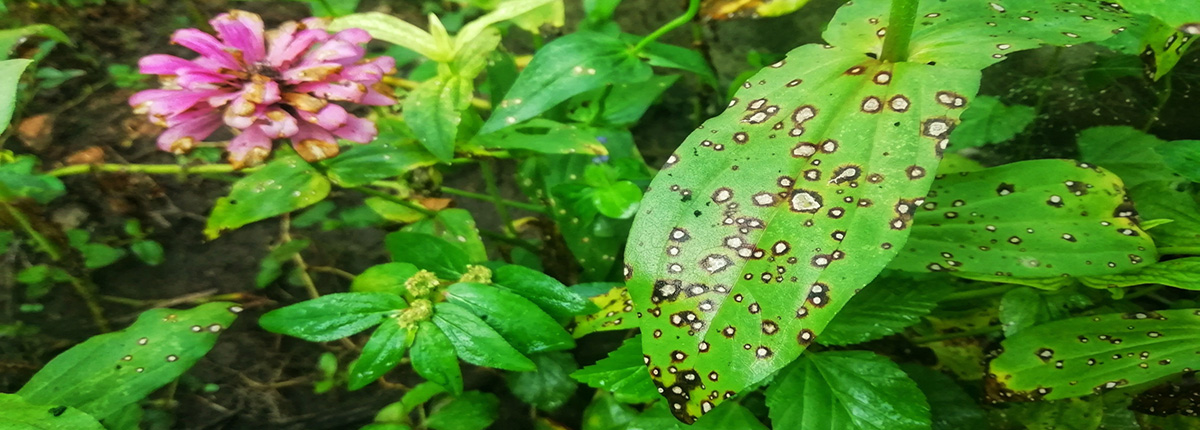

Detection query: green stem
(354, 187), (438, 218)
(440, 186), (548, 214)
(879, 0), (920, 63)
(942, 284), (1014, 301)
(480, 160), (517, 237)
(48, 163), (249, 177)
(911, 325), (1002, 344)
(632, 0), (701, 53)
(1157, 246), (1200, 256)
(69, 277), (111, 332)
(0, 201), (61, 261)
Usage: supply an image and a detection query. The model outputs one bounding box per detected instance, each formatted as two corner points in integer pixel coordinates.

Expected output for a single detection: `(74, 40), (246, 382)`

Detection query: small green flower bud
(405, 270), (441, 298)
(458, 264), (492, 284)
(398, 299), (433, 329)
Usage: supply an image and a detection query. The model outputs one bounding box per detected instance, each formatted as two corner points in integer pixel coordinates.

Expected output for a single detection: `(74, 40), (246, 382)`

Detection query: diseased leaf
(570, 336), (659, 404)
(765, 351), (931, 430)
(205, 155), (330, 239)
(822, 275), (949, 345)
(0, 393), (105, 430)
(1135, 16), (1197, 80)
(889, 159), (1157, 279)
(1079, 257), (1200, 289)
(16, 303), (240, 420)
(988, 308), (1200, 401)
(947, 95), (1035, 148)
(569, 285), (636, 338)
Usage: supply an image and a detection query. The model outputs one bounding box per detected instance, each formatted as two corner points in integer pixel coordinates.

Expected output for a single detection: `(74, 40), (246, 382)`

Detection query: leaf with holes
(569, 285), (636, 338)
(0, 394), (104, 430)
(987, 308), (1200, 401)
(1116, 0), (1200, 33)
(17, 302), (241, 420)
(626, 0), (1137, 421)
(1135, 17), (1198, 80)
(888, 159), (1157, 279)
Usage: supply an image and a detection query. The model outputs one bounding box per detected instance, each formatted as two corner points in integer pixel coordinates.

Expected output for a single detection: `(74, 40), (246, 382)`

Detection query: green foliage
(821, 275), (950, 345)
(411, 321), (465, 394)
(444, 282), (575, 354)
(0, 156), (64, 204)
(570, 285), (634, 338)
(989, 308), (1200, 401)
(1077, 126), (1180, 188)
(1079, 257), (1200, 289)
(0, 59), (32, 135)
(571, 336), (659, 403)
(205, 155), (331, 239)
(948, 95), (1036, 148)
(17, 303), (240, 420)
(259, 292), (405, 342)
(0, 393), (105, 430)
(319, 141), (439, 188)
(401, 209), (487, 262)
(507, 351), (579, 412)
(425, 391), (500, 430)
(385, 232), (470, 278)
(765, 351), (930, 430)
(430, 302), (536, 371)
(349, 319), (414, 391)
(256, 239), (310, 288)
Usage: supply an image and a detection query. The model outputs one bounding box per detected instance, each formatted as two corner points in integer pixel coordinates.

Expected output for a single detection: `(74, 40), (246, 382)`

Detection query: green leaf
(405, 75), (471, 161)
(77, 243), (126, 269)
(129, 240), (164, 266)
(480, 31), (652, 133)
(1080, 257), (1200, 289)
(569, 285), (635, 338)
(292, 0), (360, 16)
(632, 41), (717, 87)
(351, 262), (420, 295)
(259, 292), (405, 342)
(16, 302), (240, 420)
(888, 159), (1158, 279)
(947, 96), (1035, 148)
(592, 181), (642, 219)
(626, 41), (980, 423)
(425, 391), (499, 430)
(205, 155), (331, 239)
(1155, 140), (1200, 182)
(320, 141), (439, 187)
(570, 336), (659, 404)
(0, 24), (70, 60)
(493, 264), (598, 319)
(349, 318), (414, 391)
(314, 351), (338, 394)
(1135, 16), (1196, 80)
(431, 302), (535, 371)
(900, 365), (987, 430)
(999, 287), (1092, 337)
(384, 232), (469, 279)
(988, 308), (1200, 401)
(1115, 0), (1200, 31)
(329, 12), (446, 62)
(765, 351), (930, 430)
(0, 393), (105, 430)
(572, 75), (681, 126)
(256, 239), (311, 288)
(401, 209), (487, 262)
(701, 0), (813, 20)
(471, 119), (609, 155)
(822, 276), (949, 345)
(444, 282), (575, 354)
(0, 155), (65, 204)
(581, 392), (636, 430)
(1077, 126), (1178, 188)
(0, 59), (32, 135)
(411, 321), (464, 394)
(1127, 181), (1200, 248)
(507, 351), (579, 412)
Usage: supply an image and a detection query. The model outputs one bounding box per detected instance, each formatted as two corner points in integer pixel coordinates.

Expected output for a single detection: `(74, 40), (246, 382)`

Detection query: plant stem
(879, 0), (920, 63)
(943, 284), (1014, 301)
(70, 277), (111, 332)
(479, 160), (518, 237)
(280, 215), (321, 300)
(1158, 246), (1200, 255)
(632, 0), (701, 53)
(911, 325), (1002, 344)
(0, 201), (61, 261)
(440, 186), (548, 214)
(48, 163), (247, 177)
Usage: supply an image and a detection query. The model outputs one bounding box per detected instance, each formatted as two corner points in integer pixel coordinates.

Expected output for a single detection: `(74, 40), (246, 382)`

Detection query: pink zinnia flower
(130, 10), (396, 167)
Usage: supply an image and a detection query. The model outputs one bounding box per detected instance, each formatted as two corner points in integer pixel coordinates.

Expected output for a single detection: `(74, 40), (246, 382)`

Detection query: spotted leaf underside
(625, 43), (980, 423)
(888, 159), (1157, 279)
(569, 285), (635, 338)
(988, 309), (1200, 402)
(627, 0), (1139, 423)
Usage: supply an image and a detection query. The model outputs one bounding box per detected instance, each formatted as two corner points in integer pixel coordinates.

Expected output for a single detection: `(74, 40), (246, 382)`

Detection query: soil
(2, 0), (1198, 429)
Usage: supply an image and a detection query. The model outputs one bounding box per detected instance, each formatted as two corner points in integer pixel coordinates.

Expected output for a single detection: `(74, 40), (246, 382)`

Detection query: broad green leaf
(17, 302), (240, 420)
(0, 59), (32, 135)
(581, 392), (637, 430)
(1115, 0), (1200, 32)
(947, 96), (1035, 148)
(1080, 257), (1200, 289)
(1127, 181), (1200, 248)
(129, 240), (164, 266)
(431, 302), (536, 371)
(352, 262), (421, 295)
(455, 0), (560, 51)
(349, 319), (415, 390)
(480, 31), (652, 133)
(402, 209), (488, 262)
(425, 391), (500, 430)
(1077, 126), (1178, 188)
(1003, 398), (1106, 430)
(569, 285), (635, 338)
(405, 75), (471, 161)
(0, 155), (65, 204)
(1155, 140), (1200, 182)
(0, 393), (105, 430)
(570, 336), (659, 403)
(1136, 16), (1197, 80)
(900, 365), (987, 430)
(999, 287), (1093, 337)
(822, 275), (949, 345)
(592, 181), (642, 219)
(988, 308), (1200, 401)
(765, 351), (931, 430)
(256, 239), (310, 288)
(444, 282), (575, 354)
(205, 155), (331, 239)
(365, 196), (427, 223)
(320, 141), (439, 187)
(470, 119), (609, 155)
(411, 321), (464, 394)
(507, 351), (579, 412)
(259, 293), (405, 342)
(828, 0), (1136, 70)
(385, 232), (469, 279)
(632, 41), (718, 87)
(0, 25), (70, 59)
(625, 41), (980, 422)
(700, 0), (813, 20)
(888, 159), (1158, 279)
(579, 75), (681, 126)
(329, 13), (446, 62)
(493, 264), (598, 319)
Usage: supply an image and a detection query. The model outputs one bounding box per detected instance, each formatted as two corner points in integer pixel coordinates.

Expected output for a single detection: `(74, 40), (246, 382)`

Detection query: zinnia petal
(156, 109), (222, 154)
(290, 122), (340, 162)
(138, 54), (201, 75)
(211, 10), (266, 65)
(295, 81), (366, 103)
(262, 108), (300, 138)
(295, 103), (348, 130)
(268, 28), (329, 69)
(333, 115), (377, 143)
(171, 28), (240, 71)
(227, 124), (273, 168)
